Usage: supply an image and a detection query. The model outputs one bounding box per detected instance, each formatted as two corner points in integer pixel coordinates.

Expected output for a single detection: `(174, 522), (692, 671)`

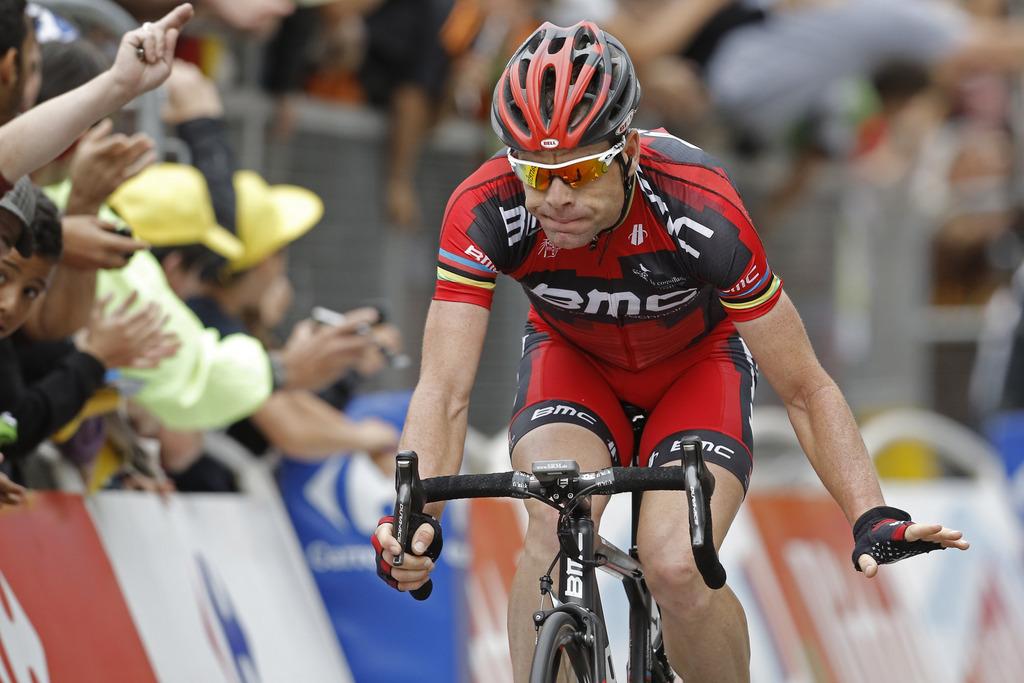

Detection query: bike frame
(543, 492), (662, 683)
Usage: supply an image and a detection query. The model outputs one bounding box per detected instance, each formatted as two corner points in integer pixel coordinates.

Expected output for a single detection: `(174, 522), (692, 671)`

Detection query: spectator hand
(109, 4), (194, 102)
(0, 454), (26, 507)
(161, 60), (224, 125)
(61, 215), (148, 270)
(356, 321), (402, 377)
(67, 119), (156, 215)
(76, 292), (180, 369)
(277, 308), (381, 391)
(354, 417), (400, 454)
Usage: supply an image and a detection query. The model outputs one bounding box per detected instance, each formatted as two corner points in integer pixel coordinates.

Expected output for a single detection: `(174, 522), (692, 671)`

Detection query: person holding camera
(106, 164), (399, 491)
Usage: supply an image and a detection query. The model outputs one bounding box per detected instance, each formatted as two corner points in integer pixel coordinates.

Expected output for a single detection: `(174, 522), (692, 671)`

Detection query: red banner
(747, 495), (934, 683)
(0, 493), (156, 683)
(467, 498), (523, 682)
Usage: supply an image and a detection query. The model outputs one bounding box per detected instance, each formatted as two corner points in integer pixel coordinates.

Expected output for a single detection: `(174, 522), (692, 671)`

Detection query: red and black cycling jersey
(434, 129), (782, 370)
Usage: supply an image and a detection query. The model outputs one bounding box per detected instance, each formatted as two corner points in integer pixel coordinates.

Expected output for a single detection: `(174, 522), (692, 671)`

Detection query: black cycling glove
(851, 505), (942, 572)
(372, 513), (443, 591)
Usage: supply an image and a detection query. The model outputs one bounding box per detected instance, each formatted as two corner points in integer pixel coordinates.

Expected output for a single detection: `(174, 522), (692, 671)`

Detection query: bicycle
(391, 433), (727, 682)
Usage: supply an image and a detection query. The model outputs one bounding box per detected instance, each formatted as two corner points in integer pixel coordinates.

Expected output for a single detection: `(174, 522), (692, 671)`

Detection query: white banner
(89, 491), (351, 683)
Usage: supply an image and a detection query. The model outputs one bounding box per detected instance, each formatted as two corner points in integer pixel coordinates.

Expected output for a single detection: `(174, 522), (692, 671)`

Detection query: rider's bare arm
(399, 299), (490, 519)
(372, 300), (488, 590)
(733, 290), (885, 524)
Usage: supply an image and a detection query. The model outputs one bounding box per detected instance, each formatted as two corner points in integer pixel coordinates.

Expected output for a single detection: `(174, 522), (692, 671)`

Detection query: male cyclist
(373, 21), (969, 682)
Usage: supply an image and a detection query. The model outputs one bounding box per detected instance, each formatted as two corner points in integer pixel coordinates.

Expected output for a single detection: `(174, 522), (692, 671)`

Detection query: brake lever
(680, 436), (727, 589)
(393, 451), (423, 567)
(392, 451), (433, 601)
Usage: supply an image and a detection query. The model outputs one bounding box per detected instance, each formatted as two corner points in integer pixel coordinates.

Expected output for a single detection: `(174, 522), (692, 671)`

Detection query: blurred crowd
(0, 0), (413, 504)
(0, 0), (1023, 506)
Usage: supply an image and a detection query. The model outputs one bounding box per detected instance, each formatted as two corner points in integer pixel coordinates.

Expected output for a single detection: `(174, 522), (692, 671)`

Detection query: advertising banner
(747, 481), (1024, 683)
(90, 491), (351, 683)
(279, 453), (470, 683)
(0, 493), (155, 683)
(464, 498), (523, 682)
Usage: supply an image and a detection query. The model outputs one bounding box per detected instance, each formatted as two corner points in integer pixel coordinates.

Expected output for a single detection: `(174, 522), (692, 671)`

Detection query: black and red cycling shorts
(508, 319), (755, 492)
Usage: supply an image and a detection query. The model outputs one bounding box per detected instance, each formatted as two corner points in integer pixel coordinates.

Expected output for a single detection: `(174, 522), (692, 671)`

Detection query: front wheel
(529, 610), (595, 683)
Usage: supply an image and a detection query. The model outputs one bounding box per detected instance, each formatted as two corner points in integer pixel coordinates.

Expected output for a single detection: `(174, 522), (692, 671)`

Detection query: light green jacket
(46, 181), (272, 429)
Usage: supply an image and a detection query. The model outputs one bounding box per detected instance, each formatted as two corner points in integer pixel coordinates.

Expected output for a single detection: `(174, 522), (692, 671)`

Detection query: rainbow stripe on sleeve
(720, 272), (782, 312)
(436, 248), (497, 291)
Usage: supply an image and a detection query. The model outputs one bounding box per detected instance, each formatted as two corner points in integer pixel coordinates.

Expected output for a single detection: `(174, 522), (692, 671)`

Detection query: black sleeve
(0, 343), (106, 461)
(176, 117), (238, 234)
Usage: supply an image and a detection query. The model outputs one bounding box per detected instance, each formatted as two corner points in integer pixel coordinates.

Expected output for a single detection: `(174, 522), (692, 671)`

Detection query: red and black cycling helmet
(491, 21), (641, 152)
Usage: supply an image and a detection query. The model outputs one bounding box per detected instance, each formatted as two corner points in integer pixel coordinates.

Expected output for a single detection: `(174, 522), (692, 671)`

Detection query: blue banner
(278, 391), (469, 683)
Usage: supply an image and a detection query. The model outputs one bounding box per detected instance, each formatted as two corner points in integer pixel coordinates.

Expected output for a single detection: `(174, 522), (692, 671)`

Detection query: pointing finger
(154, 3), (195, 33)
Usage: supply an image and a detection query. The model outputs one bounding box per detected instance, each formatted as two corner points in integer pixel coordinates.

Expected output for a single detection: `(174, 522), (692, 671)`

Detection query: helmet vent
(605, 57), (626, 120)
(574, 25), (595, 50)
(570, 54), (588, 85)
(540, 66), (557, 126)
(547, 36), (565, 54)
(517, 57), (530, 86)
(503, 79), (530, 136)
(525, 31), (544, 54)
(569, 92), (595, 129)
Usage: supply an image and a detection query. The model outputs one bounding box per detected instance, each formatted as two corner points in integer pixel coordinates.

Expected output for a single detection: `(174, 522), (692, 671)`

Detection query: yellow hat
(109, 163), (244, 260)
(230, 170), (324, 272)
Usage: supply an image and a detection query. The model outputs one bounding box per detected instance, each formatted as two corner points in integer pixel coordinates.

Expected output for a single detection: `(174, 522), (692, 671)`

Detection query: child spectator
(0, 186), (175, 473)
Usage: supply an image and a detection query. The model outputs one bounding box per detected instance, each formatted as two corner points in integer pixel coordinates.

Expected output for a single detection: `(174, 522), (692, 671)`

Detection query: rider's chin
(543, 229), (590, 250)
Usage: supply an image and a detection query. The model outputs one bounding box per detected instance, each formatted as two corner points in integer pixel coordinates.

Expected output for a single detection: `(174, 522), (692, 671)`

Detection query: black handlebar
(391, 439), (727, 598)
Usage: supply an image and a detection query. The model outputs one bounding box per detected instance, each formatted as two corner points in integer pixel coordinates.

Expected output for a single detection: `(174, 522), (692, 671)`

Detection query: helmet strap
(588, 154), (636, 251)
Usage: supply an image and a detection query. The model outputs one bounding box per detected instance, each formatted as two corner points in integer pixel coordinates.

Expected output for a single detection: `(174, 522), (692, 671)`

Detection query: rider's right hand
(372, 516), (440, 592)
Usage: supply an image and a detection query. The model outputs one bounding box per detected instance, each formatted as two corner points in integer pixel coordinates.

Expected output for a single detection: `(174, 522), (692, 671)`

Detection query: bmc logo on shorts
(532, 404), (597, 426)
(669, 438), (735, 459)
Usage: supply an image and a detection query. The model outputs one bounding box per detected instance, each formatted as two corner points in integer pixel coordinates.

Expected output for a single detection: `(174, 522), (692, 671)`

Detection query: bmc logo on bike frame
(564, 532), (586, 599)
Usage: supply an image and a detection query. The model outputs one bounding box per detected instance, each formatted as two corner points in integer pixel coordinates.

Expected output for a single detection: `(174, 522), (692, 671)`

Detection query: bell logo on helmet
(541, 138), (560, 149)
(615, 109), (636, 136)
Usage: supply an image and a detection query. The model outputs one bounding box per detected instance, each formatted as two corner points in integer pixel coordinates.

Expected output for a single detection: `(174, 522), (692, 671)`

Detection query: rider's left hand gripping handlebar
(393, 451), (436, 601)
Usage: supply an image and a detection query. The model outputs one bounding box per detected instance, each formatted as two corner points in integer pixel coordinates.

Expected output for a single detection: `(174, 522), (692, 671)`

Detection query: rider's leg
(509, 423), (613, 683)
(505, 326), (634, 682)
(637, 462), (749, 683)
(635, 331), (757, 682)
